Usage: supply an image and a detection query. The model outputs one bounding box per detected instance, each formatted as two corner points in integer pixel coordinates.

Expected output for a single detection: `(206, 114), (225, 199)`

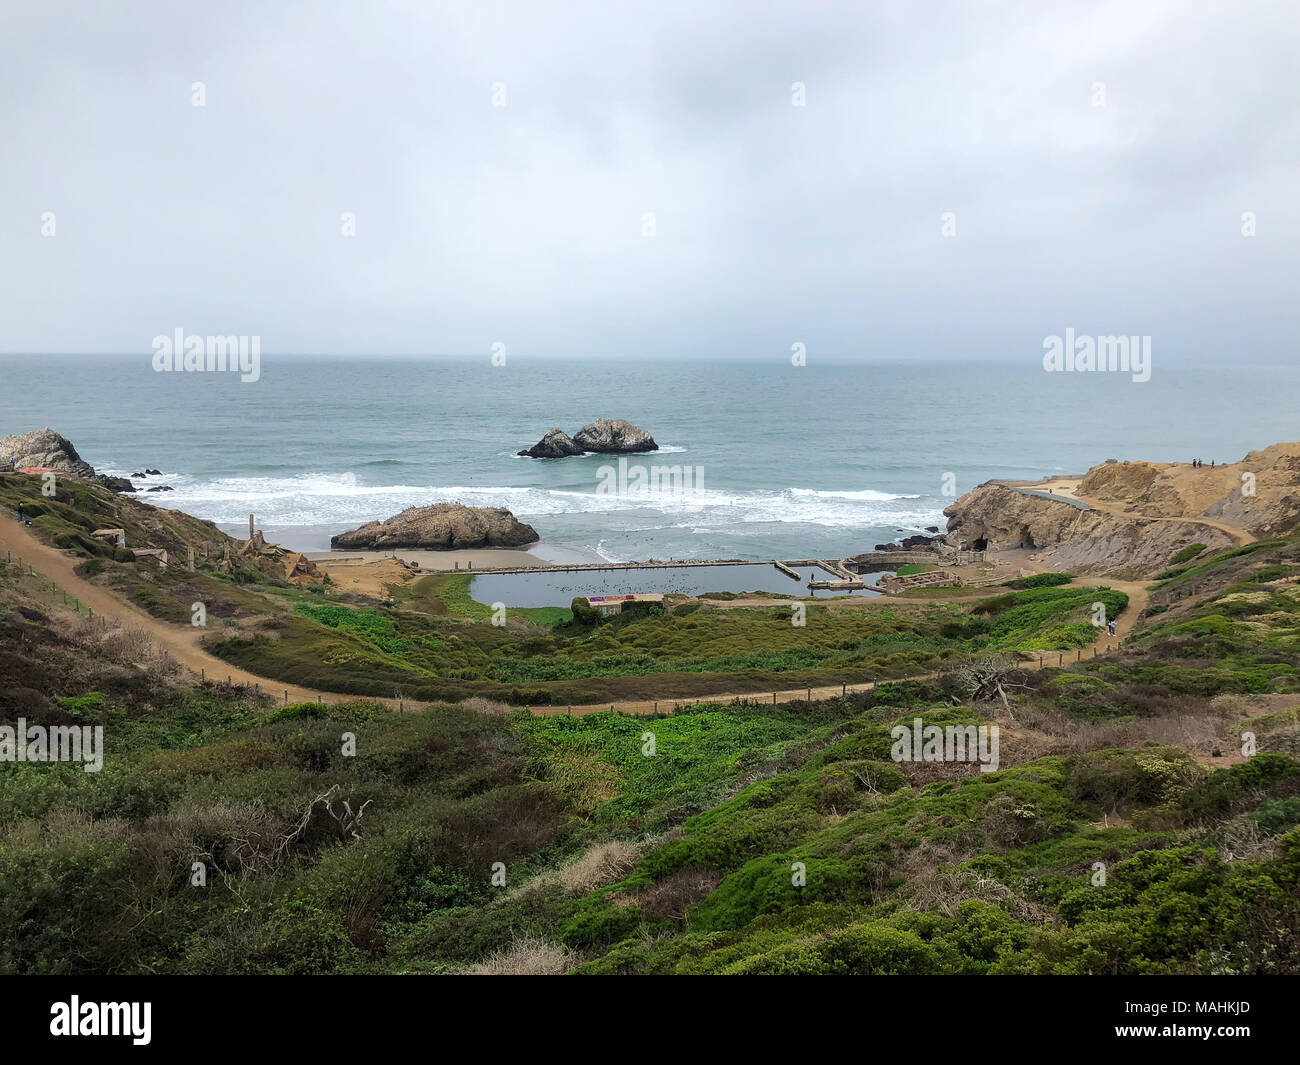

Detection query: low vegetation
(206, 580), (1130, 705)
(4, 489), (1300, 975)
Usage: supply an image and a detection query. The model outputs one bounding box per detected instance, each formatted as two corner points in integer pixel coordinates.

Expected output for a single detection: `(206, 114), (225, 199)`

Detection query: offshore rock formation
(573, 419), (657, 454)
(518, 429), (585, 458)
(332, 503), (540, 550)
(518, 419), (657, 457)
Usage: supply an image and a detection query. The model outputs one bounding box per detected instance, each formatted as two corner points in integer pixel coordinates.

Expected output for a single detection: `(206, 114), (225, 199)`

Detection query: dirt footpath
(0, 518), (398, 707)
(0, 518), (1150, 719)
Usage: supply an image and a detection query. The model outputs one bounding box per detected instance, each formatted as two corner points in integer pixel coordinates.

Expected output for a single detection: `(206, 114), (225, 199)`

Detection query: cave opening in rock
(1018, 525), (1036, 549)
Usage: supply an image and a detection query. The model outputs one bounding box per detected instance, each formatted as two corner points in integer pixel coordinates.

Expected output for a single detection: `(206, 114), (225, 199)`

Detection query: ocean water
(2, 355), (1296, 561)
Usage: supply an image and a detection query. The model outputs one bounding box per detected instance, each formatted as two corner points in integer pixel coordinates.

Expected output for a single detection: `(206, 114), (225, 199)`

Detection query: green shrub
(251, 892), (362, 975)
(267, 701), (327, 723)
(820, 924), (943, 974)
(1170, 543), (1207, 566)
(58, 692), (109, 722)
(1245, 796), (1300, 837)
(1006, 572), (1073, 589)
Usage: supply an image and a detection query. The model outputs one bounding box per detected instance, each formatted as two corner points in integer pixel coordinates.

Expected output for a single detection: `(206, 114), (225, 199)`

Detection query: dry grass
(555, 839), (642, 895)
(1218, 816), (1281, 864)
(998, 699), (1235, 765)
(620, 866), (722, 921)
(507, 838), (644, 902)
(459, 696), (513, 718)
(460, 936), (576, 975)
(60, 612), (179, 675)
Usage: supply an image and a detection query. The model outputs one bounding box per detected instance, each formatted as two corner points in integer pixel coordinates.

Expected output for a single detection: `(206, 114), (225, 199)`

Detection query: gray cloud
(1, 0), (1296, 361)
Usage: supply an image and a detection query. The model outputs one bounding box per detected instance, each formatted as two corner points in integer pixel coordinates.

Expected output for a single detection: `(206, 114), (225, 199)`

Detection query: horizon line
(2, 352), (1296, 367)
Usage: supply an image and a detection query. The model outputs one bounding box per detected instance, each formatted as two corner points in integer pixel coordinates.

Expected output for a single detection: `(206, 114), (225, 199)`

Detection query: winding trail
(0, 517), (402, 708)
(1030, 478), (1254, 548)
(0, 517), (1149, 719)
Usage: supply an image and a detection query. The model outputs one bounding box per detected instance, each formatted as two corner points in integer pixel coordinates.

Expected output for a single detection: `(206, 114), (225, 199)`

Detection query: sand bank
(305, 545), (587, 571)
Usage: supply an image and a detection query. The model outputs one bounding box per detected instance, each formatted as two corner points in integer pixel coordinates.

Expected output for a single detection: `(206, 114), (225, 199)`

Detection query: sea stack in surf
(518, 428), (585, 458)
(331, 503), (540, 550)
(518, 419), (657, 458)
(574, 419), (658, 453)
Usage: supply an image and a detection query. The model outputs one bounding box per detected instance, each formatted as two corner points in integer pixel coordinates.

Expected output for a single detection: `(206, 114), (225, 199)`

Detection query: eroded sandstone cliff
(943, 483), (1234, 577)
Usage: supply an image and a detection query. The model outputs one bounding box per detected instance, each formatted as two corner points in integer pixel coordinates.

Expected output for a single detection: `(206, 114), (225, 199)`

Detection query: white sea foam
(138, 471), (946, 531)
(789, 487), (921, 502)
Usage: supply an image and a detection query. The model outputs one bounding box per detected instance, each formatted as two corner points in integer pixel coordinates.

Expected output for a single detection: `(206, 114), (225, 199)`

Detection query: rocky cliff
(943, 483), (1234, 577)
(1079, 446), (1300, 538)
(331, 503), (540, 550)
(1, 428), (98, 478)
(0, 428), (134, 492)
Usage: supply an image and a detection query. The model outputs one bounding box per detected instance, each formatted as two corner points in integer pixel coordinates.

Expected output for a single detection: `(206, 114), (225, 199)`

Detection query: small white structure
(580, 593), (665, 617)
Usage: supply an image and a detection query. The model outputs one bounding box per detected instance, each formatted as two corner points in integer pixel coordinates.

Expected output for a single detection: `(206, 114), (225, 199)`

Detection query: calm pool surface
(468, 564), (884, 607)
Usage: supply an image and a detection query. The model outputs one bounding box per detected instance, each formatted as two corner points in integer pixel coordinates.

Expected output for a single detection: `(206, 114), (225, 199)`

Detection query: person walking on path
(16, 502), (24, 523)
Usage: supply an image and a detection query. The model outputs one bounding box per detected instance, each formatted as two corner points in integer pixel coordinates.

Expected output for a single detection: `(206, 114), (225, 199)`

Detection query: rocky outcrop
(0, 428), (96, 478)
(0, 427), (141, 493)
(943, 444), (1300, 576)
(573, 419), (657, 454)
(518, 429), (585, 458)
(875, 534), (944, 551)
(331, 503), (540, 550)
(943, 482), (1233, 578)
(1079, 446), (1300, 539)
(99, 476), (136, 493)
(517, 419), (658, 458)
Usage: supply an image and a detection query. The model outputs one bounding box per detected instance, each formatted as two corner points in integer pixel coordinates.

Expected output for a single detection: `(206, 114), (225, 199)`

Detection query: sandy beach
(304, 546), (566, 571)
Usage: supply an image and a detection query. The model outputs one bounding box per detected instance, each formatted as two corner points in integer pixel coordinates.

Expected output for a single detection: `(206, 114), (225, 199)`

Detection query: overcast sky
(1, 0), (1297, 361)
